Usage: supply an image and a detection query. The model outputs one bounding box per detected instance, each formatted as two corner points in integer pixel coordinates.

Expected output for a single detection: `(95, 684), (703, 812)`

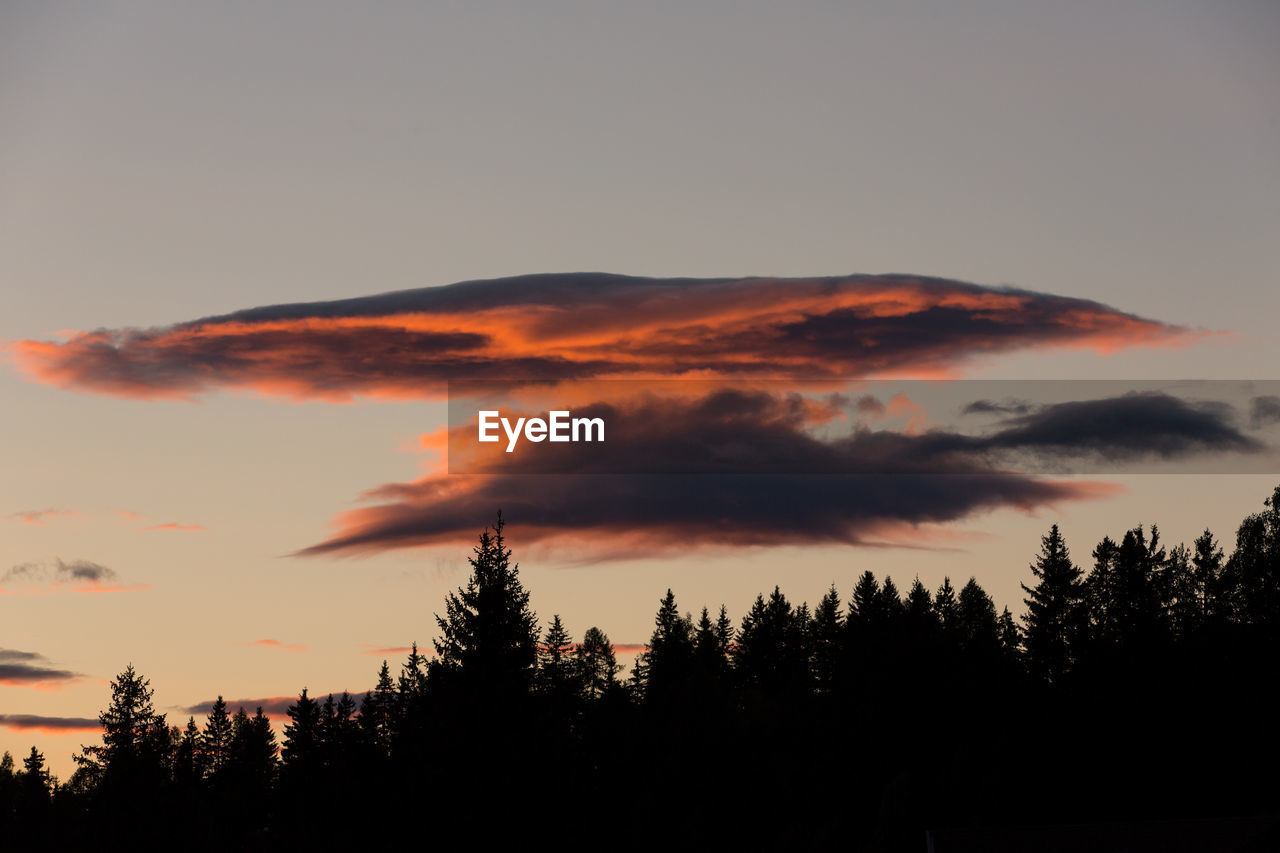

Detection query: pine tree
(934, 577), (958, 632)
(956, 577), (999, 652)
(202, 695), (234, 779)
(905, 578), (934, 627)
(997, 606), (1021, 656)
(360, 661), (398, 758)
(19, 746), (51, 810)
(397, 643), (427, 697)
(1192, 528), (1227, 622)
(433, 511), (539, 699)
(642, 589), (694, 704)
(174, 717), (202, 790)
(1021, 525), (1085, 683)
(810, 585), (844, 694)
(75, 663), (171, 796)
(850, 571), (881, 626)
(574, 626), (621, 701)
(537, 614), (577, 699)
(282, 688), (321, 778)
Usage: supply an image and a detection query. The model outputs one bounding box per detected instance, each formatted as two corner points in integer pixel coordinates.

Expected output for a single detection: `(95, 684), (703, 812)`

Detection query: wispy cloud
(240, 639), (308, 654)
(142, 522), (208, 532)
(6, 508), (76, 526)
(0, 559), (149, 595)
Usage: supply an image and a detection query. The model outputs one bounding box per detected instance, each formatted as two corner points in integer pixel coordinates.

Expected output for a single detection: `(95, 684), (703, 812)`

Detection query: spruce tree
(1021, 524), (1085, 683)
(202, 695), (234, 779)
(934, 577), (958, 632)
(574, 626), (621, 701)
(537, 614), (577, 698)
(810, 585), (844, 694)
(433, 511), (539, 699)
(76, 663), (171, 796)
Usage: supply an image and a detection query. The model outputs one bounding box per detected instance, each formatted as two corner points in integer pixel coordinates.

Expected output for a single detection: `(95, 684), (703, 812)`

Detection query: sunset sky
(2, 1), (1278, 778)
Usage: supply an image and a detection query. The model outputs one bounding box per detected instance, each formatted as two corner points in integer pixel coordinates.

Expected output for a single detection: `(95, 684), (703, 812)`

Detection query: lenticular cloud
(11, 272), (1197, 401)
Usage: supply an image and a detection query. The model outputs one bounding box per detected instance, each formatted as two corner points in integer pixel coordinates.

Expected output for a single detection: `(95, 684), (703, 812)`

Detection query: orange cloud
(6, 508), (76, 526)
(9, 273), (1203, 402)
(242, 639), (308, 653)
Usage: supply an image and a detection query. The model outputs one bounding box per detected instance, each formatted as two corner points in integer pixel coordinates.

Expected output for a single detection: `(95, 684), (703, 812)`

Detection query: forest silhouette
(4, 486), (1280, 851)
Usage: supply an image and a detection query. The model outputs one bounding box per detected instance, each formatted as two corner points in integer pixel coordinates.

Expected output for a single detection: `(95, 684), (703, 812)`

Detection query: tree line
(3, 486), (1280, 850)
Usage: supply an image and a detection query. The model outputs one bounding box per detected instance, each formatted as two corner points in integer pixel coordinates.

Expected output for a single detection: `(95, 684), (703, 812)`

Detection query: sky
(2, 0), (1278, 779)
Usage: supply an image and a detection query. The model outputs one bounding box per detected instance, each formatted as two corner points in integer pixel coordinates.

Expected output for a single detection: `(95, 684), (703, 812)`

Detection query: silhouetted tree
(537, 614), (578, 703)
(282, 688), (321, 779)
(433, 511), (539, 701)
(1022, 525), (1085, 683)
(360, 661), (398, 758)
(202, 695), (234, 780)
(75, 663), (171, 800)
(735, 586), (810, 699)
(574, 626), (621, 701)
(19, 747), (51, 813)
(934, 576), (958, 633)
(638, 589), (694, 704)
(957, 577), (1000, 654)
(810, 586), (844, 694)
(1225, 485), (1280, 626)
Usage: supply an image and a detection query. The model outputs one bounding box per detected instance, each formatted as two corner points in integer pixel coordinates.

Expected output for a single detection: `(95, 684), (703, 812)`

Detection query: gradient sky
(2, 1), (1278, 778)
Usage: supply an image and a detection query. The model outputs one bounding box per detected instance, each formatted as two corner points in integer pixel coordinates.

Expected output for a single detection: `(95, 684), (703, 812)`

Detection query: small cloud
(0, 559), (148, 595)
(0, 648), (83, 690)
(359, 644), (417, 657)
(961, 398), (1033, 417)
(0, 713), (100, 734)
(611, 644), (648, 654)
(6, 509), (76, 526)
(143, 522), (207, 532)
(242, 638), (307, 654)
(115, 509), (145, 523)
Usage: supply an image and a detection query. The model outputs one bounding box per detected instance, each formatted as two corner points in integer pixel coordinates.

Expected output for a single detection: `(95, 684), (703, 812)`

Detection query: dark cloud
(1250, 395), (1280, 429)
(1, 558), (117, 585)
(301, 389), (1262, 556)
(961, 399), (1033, 416)
(855, 394), (886, 416)
(0, 649), (81, 687)
(12, 273), (1198, 401)
(0, 714), (100, 732)
(979, 393), (1262, 461)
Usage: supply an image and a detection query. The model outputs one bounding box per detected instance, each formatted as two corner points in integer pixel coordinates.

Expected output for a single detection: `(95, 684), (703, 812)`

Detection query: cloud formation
(143, 522), (208, 532)
(10, 273), (1199, 402)
(0, 559), (148, 595)
(0, 714), (100, 734)
(0, 649), (82, 689)
(300, 389), (1263, 557)
(242, 639), (308, 653)
(6, 508), (76, 526)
